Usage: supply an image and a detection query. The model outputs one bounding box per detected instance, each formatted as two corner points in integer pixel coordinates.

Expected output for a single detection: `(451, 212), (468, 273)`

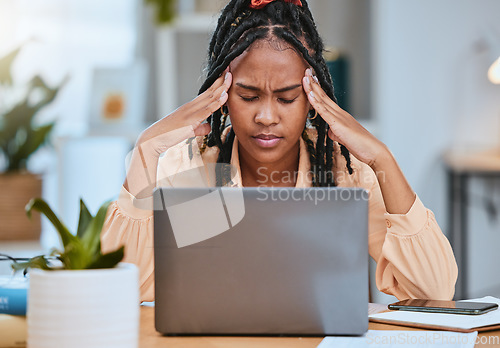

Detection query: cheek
(286, 112), (308, 136)
(226, 95), (244, 123)
(284, 99), (309, 130)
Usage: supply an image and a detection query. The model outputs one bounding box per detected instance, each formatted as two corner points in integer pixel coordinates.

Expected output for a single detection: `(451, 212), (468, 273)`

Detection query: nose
(254, 101), (279, 126)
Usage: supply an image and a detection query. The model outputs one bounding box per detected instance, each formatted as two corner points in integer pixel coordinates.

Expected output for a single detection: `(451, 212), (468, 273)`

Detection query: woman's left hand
(302, 68), (388, 168)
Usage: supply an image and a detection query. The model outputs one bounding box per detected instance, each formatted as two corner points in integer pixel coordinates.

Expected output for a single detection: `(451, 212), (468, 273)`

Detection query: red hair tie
(249, 0), (303, 10)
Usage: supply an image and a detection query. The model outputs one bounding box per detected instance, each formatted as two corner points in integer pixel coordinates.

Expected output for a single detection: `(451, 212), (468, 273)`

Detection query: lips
(252, 133), (283, 148)
(255, 134), (281, 140)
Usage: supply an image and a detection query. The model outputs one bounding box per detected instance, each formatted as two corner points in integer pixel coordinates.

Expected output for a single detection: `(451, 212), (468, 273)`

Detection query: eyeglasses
(0, 253), (58, 277)
(0, 253), (33, 264)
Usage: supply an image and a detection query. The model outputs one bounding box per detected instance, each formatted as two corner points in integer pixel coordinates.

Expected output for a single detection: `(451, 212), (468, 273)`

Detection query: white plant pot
(27, 263), (139, 348)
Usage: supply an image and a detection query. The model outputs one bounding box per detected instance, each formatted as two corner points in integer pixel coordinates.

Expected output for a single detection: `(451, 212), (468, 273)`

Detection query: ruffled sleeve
(100, 136), (214, 302)
(365, 165), (458, 300)
(101, 186), (155, 302)
(100, 140), (190, 302)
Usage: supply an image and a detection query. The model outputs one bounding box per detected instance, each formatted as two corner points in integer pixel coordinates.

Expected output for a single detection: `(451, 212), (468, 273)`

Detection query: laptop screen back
(154, 187), (369, 336)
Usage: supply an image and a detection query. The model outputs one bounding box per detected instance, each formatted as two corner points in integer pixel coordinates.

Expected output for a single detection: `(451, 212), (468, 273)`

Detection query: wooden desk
(443, 148), (500, 300)
(139, 307), (500, 347)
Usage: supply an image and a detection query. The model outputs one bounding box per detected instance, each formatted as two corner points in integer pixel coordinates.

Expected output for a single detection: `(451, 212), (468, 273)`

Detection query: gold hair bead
(199, 135), (208, 155)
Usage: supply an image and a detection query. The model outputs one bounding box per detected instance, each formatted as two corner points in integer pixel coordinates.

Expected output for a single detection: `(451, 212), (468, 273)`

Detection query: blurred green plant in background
(145, 0), (177, 25)
(0, 46), (66, 172)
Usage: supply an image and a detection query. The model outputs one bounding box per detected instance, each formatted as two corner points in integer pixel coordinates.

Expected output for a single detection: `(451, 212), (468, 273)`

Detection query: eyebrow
(235, 82), (302, 93)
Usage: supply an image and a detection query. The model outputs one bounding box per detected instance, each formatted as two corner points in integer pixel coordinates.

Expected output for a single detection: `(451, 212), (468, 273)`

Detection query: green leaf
(1, 99), (46, 171)
(0, 99), (38, 144)
(0, 47), (21, 85)
(56, 239), (90, 270)
(11, 255), (53, 273)
(28, 75), (60, 108)
(77, 199), (93, 238)
(19, 198), (119, 271)
(87, 246), (125, 269)
(145, 0), (176, 24)
(8, 123), (54, 172)
(26, 198), (76, 248)
(0, 75), (65, 171)
(81, 200), (112, 257)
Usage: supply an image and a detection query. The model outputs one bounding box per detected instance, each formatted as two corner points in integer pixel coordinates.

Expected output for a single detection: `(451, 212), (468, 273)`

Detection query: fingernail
(305, 76), (310, 85)
(225, 72), (230, 80)
(220, 90), (227, 100)
(313, 76), (319, 84)
(309, 91), (315, 99)
(306, 68), (312, 76)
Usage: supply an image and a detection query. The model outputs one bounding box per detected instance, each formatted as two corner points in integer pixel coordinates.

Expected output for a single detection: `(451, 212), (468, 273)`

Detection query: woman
(101, 0), (457, 302)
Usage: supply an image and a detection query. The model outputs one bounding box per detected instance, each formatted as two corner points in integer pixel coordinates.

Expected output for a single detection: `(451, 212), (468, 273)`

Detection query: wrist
(369, 145), (394, 172)
(135, 138), (160, 161)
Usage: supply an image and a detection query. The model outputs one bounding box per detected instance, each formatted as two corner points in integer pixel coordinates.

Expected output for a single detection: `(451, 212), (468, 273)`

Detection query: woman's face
(227, 39), (310, 167)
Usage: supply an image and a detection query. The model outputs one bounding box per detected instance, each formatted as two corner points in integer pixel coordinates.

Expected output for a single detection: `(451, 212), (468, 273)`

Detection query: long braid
(216, 127), (236, 186)
(210, 16), (265, 69)
(208, 0), (250, 55)
(220, 106), (229, 134)
(202, 28), (269, 149)
(200, 0), (353, 186)
(199, 28), (268, 93)
(301, 128), (319, 186)
(274, 26), (353, 185)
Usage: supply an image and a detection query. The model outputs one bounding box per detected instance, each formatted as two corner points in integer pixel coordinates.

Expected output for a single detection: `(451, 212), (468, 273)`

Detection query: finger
(327, 128), (339, 142)
(183, 70), (231, 119)
(303, 76), (337, 124)
(182, 69), (228, 115)
(168, 69), (231, 131)
(190, 73), (231, 122)
(304, 69), (343, 114)
(199, 67), (231, 100)
(192, 70), (232, 110)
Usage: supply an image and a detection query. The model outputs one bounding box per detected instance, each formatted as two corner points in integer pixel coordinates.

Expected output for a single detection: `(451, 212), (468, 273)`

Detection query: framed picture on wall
(89, 61), (148, 135)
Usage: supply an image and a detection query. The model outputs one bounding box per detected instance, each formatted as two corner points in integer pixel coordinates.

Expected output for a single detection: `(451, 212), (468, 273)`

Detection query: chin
(254, 152), (286, 165)
(244, 142), (290, 165)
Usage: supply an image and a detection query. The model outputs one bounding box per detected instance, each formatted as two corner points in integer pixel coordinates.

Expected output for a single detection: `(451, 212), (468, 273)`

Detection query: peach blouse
(101, 130), (458, 302)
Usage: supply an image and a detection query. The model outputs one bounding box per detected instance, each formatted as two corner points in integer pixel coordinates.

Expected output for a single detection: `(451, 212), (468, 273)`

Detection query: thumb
(194, 123), (211, 136)
(327, 128), (338, 142)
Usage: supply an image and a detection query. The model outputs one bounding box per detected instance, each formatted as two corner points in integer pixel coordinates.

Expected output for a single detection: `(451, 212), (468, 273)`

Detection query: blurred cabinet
(155, 14), (218, 118)
(56, 137), (132, 230)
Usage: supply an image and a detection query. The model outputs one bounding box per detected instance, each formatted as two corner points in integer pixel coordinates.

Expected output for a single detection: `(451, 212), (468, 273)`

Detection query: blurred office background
(0, 0), (499, 304)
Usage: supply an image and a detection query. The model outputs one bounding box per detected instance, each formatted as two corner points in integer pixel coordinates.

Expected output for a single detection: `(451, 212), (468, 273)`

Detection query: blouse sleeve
(101, 186), (156, 302)
(100, 137), (217, 302)
(367, 171), (458, 300)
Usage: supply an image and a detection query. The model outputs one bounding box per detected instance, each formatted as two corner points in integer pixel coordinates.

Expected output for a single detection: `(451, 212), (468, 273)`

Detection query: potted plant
(0, 47), (65, 241)
(12, 198), (139, 348)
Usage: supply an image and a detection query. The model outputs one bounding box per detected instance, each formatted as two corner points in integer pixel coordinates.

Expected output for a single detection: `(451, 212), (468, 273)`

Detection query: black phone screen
(388, 299), (498, 315)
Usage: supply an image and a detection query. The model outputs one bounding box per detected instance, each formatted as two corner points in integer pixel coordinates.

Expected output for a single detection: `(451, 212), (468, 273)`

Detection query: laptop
(153, 187), (369, 336)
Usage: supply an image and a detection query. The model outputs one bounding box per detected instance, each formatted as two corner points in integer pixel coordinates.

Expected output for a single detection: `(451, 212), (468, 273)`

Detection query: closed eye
(279, 97), (298, 104)
(240, 95), (258, 102)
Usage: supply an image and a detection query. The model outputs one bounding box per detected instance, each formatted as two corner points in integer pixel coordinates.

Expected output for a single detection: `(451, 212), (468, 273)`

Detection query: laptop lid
(153, 187), (369, 336)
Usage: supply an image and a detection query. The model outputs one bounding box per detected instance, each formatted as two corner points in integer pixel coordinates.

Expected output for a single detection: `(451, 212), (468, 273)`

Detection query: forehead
(229, 38), (308, 82)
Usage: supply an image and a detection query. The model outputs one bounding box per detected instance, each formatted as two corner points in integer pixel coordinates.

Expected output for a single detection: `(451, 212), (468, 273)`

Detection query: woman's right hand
(138, 68), (232, 158)
(123, 69), (232, 198)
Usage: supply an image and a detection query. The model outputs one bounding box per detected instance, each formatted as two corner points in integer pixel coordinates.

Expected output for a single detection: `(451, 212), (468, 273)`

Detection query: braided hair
(198, 0), (353, 186)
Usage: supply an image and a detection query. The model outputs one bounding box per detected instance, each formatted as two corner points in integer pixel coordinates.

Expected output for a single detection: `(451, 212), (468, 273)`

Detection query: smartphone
(388, 299), (498, 315)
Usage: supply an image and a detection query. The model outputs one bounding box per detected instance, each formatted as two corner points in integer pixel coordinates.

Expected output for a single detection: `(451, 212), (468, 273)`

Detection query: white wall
(309, 0), (372, 120)
(371, 0), (500, 302)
